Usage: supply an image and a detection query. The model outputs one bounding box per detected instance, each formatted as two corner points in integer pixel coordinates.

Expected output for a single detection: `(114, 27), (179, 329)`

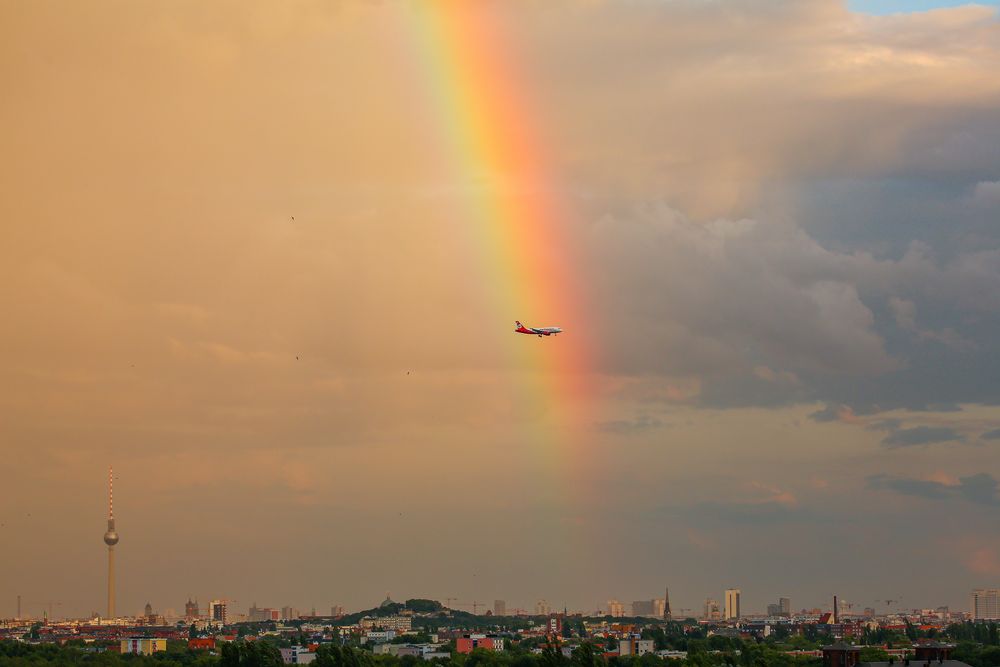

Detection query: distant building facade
(360, 615), (412, 632)
(704, 598), (721, 620)
(725, 589), (741, 620)
(546, 614), (563, 635)
(280, 647), (316, 665)
(767, 598), (792, 617)
(619, 637), (655, 656)
(249, 604), (280, 622)
(822, 642), (859, 667)
(210, 600), (228, 625)
(456, 635), (504, 654)
(494, 600), (506, 617)
(607, 600), (625, 618)
(631, 600), (654, 617)
(972, 589), (1000, 620)
(121, 638), (167, 655)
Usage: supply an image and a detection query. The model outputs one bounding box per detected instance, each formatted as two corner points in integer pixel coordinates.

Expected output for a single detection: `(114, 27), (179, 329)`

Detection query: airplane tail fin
(515, 321), (523, 328)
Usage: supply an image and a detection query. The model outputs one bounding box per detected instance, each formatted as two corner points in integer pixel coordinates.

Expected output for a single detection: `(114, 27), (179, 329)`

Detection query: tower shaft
(108, 546), (115, 618)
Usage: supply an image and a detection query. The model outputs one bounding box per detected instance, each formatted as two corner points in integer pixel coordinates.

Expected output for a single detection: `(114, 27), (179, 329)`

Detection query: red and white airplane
(515, 320), (563, 337)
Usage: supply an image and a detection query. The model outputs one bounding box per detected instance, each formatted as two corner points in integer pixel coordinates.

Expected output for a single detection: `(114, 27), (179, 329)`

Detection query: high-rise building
(607, 600), (625, 618)
(535, 600), (550, 616)
(972, 589), (1000, 620)
(768, 597), (792, 617)
(653, 598), (666, 618)
(779, 598), (791, 616)
(493, 600), (506, 617)
(102, 467), (120, 618)
(249, 604), (280, 622)
(703, 598), (720, 620)
(724, 589), (741, 620)
(185, 599), (200, 619)
(210, 600), (228, 625)
(330, 606), (345, 617)
(631, 600), (654, 617)
(546, 615), (563, 635)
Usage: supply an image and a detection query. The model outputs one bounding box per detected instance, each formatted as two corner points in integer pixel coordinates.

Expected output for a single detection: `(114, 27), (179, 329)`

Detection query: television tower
(103, 466), (119, 618)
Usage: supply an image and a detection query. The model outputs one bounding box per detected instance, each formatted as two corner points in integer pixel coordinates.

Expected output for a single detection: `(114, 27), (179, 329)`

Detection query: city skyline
(1, 486), (981, 627)
(7, 461), (993, 619)
(0, 587), (970, 624)
(3, 0), (1000, 622)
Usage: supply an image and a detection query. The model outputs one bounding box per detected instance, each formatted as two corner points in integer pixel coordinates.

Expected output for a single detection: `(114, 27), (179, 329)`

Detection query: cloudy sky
(2, 0), (1000, 620)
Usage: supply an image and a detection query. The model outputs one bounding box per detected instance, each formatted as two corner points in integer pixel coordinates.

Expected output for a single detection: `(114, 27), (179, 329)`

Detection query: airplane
(515, 321), (563, 337)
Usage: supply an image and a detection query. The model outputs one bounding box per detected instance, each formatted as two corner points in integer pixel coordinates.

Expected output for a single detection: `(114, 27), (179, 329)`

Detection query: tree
(859, 648), (889, 663)
(539, 643), (568, 667)
(404, 600), (444, 614)
(572, 643), (601, 667)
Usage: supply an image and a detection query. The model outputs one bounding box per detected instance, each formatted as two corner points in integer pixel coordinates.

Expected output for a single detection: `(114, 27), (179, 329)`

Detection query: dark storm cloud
(956, 473), (1000, 506)
(591, 201), (1000, 413)
(881, 426), (964, 448)
(555, 2), (1000, 415)
(867, 474), (952, 500)
(809, 404), (843, 422)
(687, 500), (821, 525)
(869, 418), (903, 431)
(595, 415), (665, 435)
(868, 473), (1000, 506)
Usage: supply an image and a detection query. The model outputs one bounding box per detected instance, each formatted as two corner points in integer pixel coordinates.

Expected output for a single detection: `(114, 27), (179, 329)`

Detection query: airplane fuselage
(515, 321), (562, 337)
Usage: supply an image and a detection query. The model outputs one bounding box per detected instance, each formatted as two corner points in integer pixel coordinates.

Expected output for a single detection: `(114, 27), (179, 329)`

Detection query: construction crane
(442, 598), (458, 610)
(455, 601), (483, 615)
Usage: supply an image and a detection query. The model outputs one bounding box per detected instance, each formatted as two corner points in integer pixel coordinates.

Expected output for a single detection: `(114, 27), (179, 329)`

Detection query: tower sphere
(104, 528), (119, 545)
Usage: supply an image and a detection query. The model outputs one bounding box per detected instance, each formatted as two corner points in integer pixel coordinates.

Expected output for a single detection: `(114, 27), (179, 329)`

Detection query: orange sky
(3, 0), (1000, 618)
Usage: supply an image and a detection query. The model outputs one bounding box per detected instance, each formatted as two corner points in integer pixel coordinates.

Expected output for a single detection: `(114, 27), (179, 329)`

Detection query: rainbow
(394, 2), (597, 437)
